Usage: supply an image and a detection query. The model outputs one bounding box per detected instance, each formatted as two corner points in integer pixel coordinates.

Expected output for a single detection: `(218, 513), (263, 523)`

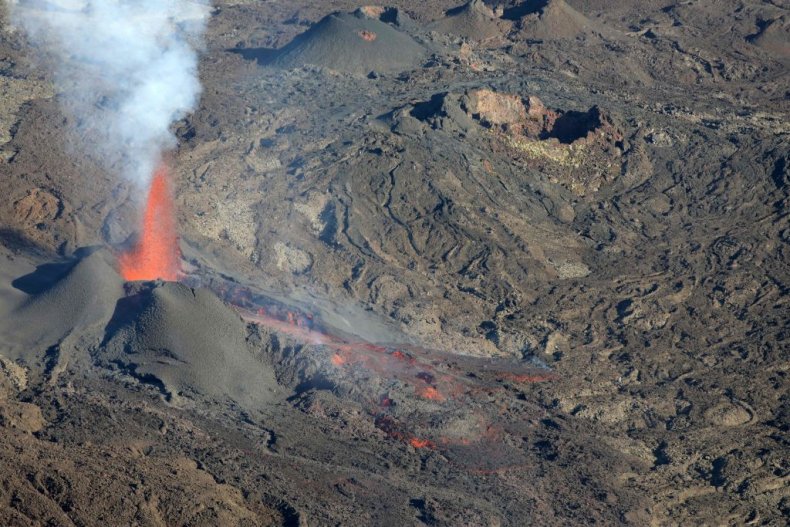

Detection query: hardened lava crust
(0, 1), (788, 525)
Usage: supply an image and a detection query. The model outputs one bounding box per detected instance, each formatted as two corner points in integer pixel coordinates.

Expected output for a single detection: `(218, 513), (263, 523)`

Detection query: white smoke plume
(7, 0), (210, 186)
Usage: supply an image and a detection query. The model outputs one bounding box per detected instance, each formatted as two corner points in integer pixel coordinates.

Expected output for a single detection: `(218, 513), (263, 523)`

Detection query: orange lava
(330, 353), (347, 366)
(417, 386), (445, 401)
(409, 437), (434, 449)
(358, 30), (377, 42)
(119, 164), (180, 281)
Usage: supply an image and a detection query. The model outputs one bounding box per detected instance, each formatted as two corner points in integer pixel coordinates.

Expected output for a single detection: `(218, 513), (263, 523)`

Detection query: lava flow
(186, 272), (558, 461)
(119, 164), (180, 281)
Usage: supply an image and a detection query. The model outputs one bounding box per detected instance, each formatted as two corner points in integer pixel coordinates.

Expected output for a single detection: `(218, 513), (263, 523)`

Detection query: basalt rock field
(0, 1), (788, 525)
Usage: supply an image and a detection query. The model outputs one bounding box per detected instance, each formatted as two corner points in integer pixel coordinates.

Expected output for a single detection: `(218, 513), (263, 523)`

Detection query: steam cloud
(8, 0), (210, 186)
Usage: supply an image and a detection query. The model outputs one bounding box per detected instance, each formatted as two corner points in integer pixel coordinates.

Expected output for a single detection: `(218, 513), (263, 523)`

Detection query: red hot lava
(191, 274), (559, 458)
(119, 164), (180, 281)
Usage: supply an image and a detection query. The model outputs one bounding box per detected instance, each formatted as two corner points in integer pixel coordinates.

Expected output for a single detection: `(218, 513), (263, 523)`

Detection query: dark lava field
(0, 1), (788, 525)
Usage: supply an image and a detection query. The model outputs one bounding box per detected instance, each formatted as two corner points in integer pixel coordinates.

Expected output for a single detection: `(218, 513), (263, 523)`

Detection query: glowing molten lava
(330, 353), (347, 366)
(409, 438), (434, 449)
(119, 164), (180, 281)
(417, 386), (445, 401)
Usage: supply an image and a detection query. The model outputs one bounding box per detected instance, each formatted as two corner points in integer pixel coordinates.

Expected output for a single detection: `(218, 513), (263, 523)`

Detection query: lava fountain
(119, 164), (180, 281)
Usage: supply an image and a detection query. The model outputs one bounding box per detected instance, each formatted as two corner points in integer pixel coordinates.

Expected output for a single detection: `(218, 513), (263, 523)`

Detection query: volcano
(2, 246), (280, 409)
(1, 0), (788, 525)
(103, 281), (280, 408)
(505, 0), (603, 40)
(0, 248), (122, 362)
(747, 16), (790, 58)
(272, 11), (429, 75)
(429, 0), (508, 41)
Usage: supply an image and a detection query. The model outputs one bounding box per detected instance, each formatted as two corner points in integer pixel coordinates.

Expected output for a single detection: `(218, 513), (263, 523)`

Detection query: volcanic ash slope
(0, 249), (123, 363)
(505, 0), (605, 40)
(0, 248), (279, 409)
(748, 15), (790, 58)
(429, 0), (509, 41)
(103, 281), (280, 408)
(272, 11), (429, 75)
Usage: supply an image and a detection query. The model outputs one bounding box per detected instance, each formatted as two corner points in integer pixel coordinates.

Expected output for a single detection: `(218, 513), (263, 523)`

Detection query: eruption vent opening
(119, 164), (180, 282)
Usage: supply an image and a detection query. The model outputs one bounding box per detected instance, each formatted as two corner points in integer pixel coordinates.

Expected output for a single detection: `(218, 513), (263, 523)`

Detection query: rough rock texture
(408, 88), (624, 194)
(0, 0), (788, 525)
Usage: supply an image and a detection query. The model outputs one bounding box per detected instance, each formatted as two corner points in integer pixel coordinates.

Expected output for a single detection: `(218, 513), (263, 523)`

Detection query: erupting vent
(119, 165), (180, 281)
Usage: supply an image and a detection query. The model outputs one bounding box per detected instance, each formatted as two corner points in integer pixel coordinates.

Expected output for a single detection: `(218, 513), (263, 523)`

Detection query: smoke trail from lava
(7, 0), (209, 186)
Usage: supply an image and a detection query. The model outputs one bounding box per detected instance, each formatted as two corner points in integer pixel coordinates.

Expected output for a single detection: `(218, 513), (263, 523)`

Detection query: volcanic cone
(103, 282), (279, 409)
(429, 0), (508, 41)
(0, 248), (123, 362)
(748, 16), (790, 58)
(272, 12), (429, 75)
(505, 0), (600, 40)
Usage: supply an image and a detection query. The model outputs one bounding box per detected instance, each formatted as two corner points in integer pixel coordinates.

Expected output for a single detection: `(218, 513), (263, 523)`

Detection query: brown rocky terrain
(0, 1), (788, 525)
